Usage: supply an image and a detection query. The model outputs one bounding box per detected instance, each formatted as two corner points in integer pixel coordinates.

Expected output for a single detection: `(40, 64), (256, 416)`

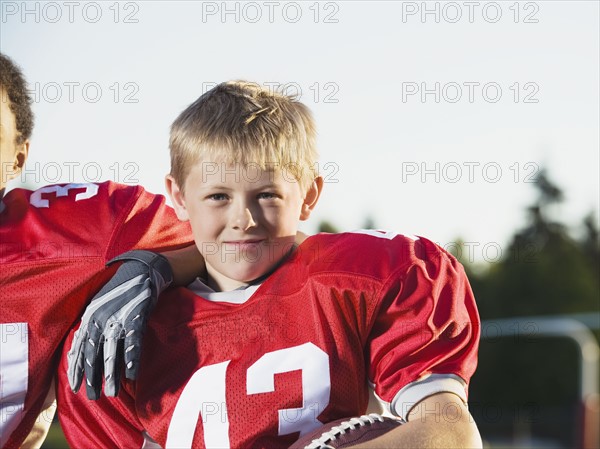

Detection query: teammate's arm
(161, 244), (205, 286)
(62, 183), (199, 399)
(67, 245), (204, 400)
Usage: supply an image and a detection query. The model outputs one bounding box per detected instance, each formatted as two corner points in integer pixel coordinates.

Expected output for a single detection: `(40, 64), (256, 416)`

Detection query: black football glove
(67, 250), (172, 399)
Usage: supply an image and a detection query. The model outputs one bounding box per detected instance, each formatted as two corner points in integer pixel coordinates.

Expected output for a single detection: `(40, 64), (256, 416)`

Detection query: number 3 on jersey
(29, 183), (99, 208)
(166, 343), (330, 449)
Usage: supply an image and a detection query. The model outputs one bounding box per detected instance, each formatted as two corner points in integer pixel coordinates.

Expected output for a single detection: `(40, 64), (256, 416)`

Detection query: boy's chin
(207, 247), (293, 290)
(209, 262), (275, 290)
(233, 263), (276, 284)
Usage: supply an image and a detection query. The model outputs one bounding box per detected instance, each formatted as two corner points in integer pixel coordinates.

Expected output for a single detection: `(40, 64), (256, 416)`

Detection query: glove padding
(67, 250), (173, 400)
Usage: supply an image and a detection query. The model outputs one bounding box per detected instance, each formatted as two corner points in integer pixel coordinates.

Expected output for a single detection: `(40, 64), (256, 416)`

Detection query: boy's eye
(257, 192), (279, 200)
(207, 193), (229, 201)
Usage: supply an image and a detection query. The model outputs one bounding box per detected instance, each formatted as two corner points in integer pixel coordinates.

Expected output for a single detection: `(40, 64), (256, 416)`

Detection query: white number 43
(166, 343), (330, 449)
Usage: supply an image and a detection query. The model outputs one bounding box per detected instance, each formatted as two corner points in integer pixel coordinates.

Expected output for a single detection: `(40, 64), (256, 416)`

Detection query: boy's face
(167, 161), (321, 291)
(0, 88), (28, 200)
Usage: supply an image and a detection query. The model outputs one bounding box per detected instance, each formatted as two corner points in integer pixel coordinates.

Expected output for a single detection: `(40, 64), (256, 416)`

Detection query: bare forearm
(161, 244), (205, 286)
(353, 417), (481, 449)
(352, 393), (482, 449)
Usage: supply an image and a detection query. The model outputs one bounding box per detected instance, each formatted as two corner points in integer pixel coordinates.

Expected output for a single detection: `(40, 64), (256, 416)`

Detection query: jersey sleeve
(103, 182), (192, 259)
(367, 237), (480, 421)
(57, 330), (145, 449)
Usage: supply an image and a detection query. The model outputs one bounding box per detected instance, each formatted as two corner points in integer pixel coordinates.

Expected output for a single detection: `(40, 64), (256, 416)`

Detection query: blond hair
(169, 81), (318, 193)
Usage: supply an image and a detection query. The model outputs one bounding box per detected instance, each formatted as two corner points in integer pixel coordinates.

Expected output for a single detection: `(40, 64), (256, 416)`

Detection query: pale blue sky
(2, 1), (598, 263)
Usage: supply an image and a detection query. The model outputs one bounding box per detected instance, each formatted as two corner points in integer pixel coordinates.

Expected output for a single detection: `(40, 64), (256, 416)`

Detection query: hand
(67, 250), (173, 399)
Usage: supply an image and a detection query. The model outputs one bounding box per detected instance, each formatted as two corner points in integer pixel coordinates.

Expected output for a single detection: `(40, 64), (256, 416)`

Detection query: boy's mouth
(223, 239), (265, 249)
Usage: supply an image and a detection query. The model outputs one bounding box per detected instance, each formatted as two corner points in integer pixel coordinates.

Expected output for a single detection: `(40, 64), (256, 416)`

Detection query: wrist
(108, 250), (174, 291)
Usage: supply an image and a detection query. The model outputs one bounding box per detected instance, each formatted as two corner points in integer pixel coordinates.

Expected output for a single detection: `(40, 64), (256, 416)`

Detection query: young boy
(0, 53), (199, 449)
(59, 81), (482, 448)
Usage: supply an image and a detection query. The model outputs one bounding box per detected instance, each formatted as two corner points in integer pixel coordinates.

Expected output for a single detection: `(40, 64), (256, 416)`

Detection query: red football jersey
(57, 231), (480, 449)
(0, 181), (192, 449)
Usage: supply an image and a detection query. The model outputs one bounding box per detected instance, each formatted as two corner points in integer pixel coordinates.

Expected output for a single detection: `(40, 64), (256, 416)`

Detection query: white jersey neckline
(186, 278), (262, 304)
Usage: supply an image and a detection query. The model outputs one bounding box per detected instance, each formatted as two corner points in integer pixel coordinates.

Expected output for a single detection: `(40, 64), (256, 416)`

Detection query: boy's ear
(165, 175), (190, 221)
(300, 176), (324, 221)
(15, 140), (29, 173)
(6, 140), (29, 182)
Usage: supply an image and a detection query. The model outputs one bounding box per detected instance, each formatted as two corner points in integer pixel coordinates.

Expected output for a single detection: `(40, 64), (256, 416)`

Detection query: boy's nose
(231, 206), (257, 231)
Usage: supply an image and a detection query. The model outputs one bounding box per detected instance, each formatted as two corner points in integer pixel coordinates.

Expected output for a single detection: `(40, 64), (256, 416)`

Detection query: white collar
(187, 278), (262, 304)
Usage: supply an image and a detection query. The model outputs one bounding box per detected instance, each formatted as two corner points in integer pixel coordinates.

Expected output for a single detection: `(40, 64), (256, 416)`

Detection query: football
(288, 414), (405, 449)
